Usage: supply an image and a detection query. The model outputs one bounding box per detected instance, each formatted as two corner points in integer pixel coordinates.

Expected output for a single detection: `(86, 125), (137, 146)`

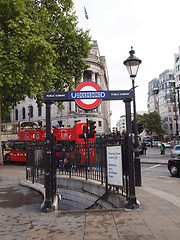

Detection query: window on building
(22, 107), (25, 119)
(58, 121), (63, 127)
(95, 73), (98, 83)
(173, 106), (177, 113)
(38, 106), (42, 116)
(83, 70), (92, 81)
(15, 109), (18, 121)
(38, 121), (42, 127)
(98, 121), (102, 127)
(28, 105), (33, 118)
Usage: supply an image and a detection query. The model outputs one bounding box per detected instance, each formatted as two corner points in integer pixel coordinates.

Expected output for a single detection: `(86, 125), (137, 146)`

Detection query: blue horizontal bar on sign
(43, 92), (69, 102)
(106, 90), (134, 100)
(43, 90), (133, 102)
(70, 91), (107, 100)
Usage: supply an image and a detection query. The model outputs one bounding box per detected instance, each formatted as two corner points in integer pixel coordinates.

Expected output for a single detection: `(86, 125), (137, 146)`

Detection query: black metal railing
(26, 134), (128, 199)
(26, 141), (45, 185)
(56, 136), (128, 197)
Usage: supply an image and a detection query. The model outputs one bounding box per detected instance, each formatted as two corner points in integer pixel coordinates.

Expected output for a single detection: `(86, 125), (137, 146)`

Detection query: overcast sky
(73, 0), (180, 128)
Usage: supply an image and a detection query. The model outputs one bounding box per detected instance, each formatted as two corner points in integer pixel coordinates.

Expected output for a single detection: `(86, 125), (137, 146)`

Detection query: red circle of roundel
(75, 81), (102, 110)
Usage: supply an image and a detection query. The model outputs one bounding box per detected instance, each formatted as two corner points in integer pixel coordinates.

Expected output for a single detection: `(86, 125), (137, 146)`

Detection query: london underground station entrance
(41, 81), (138, 211)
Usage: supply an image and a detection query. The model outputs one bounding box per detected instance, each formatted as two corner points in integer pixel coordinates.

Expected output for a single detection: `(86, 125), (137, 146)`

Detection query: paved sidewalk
(1, 160), (180, 239)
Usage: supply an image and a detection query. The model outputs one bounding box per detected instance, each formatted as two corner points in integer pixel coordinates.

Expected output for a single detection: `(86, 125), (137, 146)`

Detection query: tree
(137, 122), (143, 134)
(137, 111), (166, 141)
(0, 0), (91, 164)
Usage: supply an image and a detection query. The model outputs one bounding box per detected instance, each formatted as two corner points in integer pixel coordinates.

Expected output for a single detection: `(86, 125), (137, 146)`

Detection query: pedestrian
(142, 143), (147, 155)
(162, 143), (165, 154)
(74, 147), (81, 172)
(160, 143), (164, 155)
(64, 153), (69, 172)
(59, 147), (66, 171)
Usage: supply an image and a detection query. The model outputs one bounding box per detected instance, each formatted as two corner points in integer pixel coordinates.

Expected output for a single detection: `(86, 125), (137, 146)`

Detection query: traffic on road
(141, 146), (180, 177)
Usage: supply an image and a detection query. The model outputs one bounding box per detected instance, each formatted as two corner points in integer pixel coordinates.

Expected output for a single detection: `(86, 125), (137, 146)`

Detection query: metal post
(86, 118), (90, 168)
(43, 102), (52, 211)
(32, 140), (36, 184)
(100, 134), (103, 185)
(132, 78), (142, 186)
(84, 134), (88, 181)
(124, 99), (138, 209)
(124, 135), (129, 198)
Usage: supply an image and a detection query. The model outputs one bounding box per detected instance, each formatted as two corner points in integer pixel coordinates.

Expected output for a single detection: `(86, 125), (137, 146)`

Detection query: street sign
(43, 88), (133, 103)
(43, 92), (69, 102)
(74, 81), (102, 110)
(107, 145), (123, 186)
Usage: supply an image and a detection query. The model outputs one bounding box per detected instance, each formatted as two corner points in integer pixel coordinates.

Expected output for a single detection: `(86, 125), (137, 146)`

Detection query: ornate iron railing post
(43, 102), (53, 211)
(124, 99), (139, 209)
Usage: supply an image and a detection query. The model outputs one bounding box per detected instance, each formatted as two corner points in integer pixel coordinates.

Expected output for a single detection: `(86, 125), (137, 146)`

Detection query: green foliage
(137, 111), (166, 138)
(0, 0), (91, 112)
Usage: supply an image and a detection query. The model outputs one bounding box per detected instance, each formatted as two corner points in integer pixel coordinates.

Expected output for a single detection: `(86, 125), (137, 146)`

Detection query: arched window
(22, 107), (25, 119)
(28, 105), (33, 119)
(15, 109), (18, 121)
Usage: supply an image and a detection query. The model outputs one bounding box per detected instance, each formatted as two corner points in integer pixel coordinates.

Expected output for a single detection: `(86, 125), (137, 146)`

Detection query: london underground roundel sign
(75, 81), (102, 110)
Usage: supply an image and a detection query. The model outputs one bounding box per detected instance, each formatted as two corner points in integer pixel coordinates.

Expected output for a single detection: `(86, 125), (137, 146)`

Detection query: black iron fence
(26, 134), (129, 201)
(26, 141), (45, 184)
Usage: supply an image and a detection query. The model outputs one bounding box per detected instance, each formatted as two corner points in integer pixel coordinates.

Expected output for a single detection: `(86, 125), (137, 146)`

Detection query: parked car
(168, 158), (180, 177)
(163, 142), (171, 148)
(154, 141), (171, 148)
(156, 141), (161, 147)
(170, 145), (180, 158)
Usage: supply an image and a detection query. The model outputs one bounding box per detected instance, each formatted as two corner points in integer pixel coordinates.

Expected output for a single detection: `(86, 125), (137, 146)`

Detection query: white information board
(106, 145), (123, 186)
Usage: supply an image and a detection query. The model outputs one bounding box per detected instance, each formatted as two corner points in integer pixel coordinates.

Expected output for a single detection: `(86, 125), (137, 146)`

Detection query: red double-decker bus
(18, 121), (46, 141)
(53, 122), (96, 165)
(2, 140), (27, 163)
(3, 121), (96, 164)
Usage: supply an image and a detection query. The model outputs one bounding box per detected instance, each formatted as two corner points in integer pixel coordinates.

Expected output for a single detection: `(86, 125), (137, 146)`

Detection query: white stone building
(10, 40), (111, 133)
(174, 46), (180, 88)
(174, 46), (180, 115)
(116, 115), (126, 134)
(147, 69), (177, 138)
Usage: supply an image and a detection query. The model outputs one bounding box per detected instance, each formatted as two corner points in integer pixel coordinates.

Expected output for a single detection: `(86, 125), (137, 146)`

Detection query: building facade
(174, 46), (180, 89)
(174, 46), (180, 117)
(147, 69), (177, 138)
(10, 41), (111, 133)
(116, 115), (126, 134)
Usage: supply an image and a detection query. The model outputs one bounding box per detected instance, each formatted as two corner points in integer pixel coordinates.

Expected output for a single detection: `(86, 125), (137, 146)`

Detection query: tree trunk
(0, 95), (3, 165)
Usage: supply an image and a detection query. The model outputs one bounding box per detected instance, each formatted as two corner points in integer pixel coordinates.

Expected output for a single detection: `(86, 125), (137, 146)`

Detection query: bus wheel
(5, 154), (10, 162)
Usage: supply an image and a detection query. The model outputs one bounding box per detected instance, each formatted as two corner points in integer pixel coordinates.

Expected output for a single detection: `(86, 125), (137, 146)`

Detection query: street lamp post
(123, 47), (142, 186)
